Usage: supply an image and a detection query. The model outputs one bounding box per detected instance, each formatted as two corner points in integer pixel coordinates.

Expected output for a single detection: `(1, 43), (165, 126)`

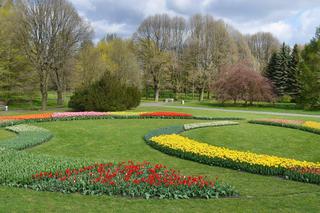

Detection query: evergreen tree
(276, 43), (291, 96)
(264, 52), (279, 93)
(287, 44), (301, 99)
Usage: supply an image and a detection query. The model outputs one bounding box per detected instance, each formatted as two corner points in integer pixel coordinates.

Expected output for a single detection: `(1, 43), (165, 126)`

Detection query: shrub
(69, 72), (141, 111)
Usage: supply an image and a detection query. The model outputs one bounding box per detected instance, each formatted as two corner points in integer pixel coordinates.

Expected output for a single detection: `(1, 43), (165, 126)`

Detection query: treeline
(0, 0), (319, 110)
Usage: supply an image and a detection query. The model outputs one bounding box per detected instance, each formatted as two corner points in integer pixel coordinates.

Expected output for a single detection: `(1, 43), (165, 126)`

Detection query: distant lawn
(167, 100), (320, 115)
(0, 129), (14, 141)
(182, 122), (320, 162)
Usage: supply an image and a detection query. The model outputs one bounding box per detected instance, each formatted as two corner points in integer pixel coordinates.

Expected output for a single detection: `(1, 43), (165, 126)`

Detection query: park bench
(0, 101), (8, 111)
(164, 98), (174, 103)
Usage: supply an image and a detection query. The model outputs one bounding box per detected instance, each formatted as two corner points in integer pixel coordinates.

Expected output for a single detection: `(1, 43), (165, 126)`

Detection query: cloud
(69, 0), (320, 45)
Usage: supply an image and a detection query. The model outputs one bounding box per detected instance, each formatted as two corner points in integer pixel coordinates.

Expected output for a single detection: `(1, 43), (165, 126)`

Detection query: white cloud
(69, 0), (96, 11)
(226, 19), (293, 43)
(69, 0), (320, 45)
(91, 20), (127, 36)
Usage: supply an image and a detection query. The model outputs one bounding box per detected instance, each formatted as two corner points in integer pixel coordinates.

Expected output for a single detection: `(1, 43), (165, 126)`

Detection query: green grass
(2, 91), (71, 110)
(167, 100), (320, 115)
(182, 122), (320, 162)
(0, 107), (320, 212)
(0, 129), (14, 141)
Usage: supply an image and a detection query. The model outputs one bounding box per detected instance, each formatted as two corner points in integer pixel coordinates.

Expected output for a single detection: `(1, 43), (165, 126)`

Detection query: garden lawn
(0, 129), (14, 141)
(168, 100), (320, 115)
(0, 107), (320, 212)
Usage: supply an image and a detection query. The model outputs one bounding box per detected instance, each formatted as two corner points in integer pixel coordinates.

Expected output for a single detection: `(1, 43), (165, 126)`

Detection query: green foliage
(0, 125), (52, 150)
(297, 27), (320, 109)
(69, 72), (141, 111)
(265, 43), (301, 99)
(0, 1), (35, 102)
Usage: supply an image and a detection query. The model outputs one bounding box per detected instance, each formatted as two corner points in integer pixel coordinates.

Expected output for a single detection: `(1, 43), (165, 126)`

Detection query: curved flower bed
(184, 121), (238, 130)
(145, 123), (320, 184)
(249, 119), (320, 135)
(1, 124), (52, 150)
(31, 161), (236, 199)
(0, 115), (240, 199)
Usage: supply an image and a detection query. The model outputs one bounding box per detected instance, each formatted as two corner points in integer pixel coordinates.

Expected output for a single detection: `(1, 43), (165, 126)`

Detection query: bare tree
(168, 16), (187, 99)
(49, 0), (91, 106)
(246, 32), (280, 72)
(187, 15), (234, 101)
(134, 14), (172, 102)
(17, 0), (91, 109)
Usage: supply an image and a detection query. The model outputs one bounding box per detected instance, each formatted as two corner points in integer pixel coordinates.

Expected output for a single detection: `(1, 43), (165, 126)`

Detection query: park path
(140, 102), (320, 119)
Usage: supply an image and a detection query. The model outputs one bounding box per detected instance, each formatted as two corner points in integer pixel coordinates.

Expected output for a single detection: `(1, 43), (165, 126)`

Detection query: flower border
(145, 123), (320, 184)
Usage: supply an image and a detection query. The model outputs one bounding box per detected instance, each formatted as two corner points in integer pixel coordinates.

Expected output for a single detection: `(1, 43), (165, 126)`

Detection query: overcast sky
(69, 0), (320, 45)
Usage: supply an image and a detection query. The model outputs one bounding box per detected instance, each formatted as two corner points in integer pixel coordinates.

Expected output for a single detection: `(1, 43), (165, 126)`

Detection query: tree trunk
(40, 84), (48, 110)
(154, 84), (160, 102)
(174, 88), (178, 100)
(57, 90), (64, 106)
(207, 91), (210, 100)
(199, 87), (205, 101)
(192, 84), (195, 100)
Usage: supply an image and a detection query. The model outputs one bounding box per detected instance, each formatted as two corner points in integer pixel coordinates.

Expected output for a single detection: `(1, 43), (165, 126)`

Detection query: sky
(69, 0), (320, 45)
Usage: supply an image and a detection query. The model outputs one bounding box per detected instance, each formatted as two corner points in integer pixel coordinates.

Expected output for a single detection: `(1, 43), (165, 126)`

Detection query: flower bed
(1, 125), (52, 150)
(108, 111), (146, 116)
(0, 112), (243, 128)
(249, 119), (320, 135)
(140, 112), (193, 117)
(148, 134), (320, 184)
(303, 121), (320, 130)
(184, 121), (239, 130)
(0, 113), (53, 121)
(30, 161), (237, 199)
(52, 112), (108, 118)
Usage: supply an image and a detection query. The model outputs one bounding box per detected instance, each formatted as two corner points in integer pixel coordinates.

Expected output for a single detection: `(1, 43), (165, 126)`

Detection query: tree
(212, 62), (274, 105)
(287, 44), (301, 99)
(17, 0), (90, 109)
(298, 27), (320, 109)
(264, 52), (279, 90)
(0, 0), (34, 103)
(265, 43), (291, 97)
(247, 32), (280, 72)
(134, 14), (172, 101)
(168, 16), (187, 99)
(48, 0), (91, 106)
(97, 38), (141, 88)
(187, 15), (234, 101)
(73, 41), (105, 89)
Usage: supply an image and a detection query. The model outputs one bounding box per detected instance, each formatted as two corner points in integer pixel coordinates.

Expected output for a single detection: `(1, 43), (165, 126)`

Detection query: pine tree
(264, 52), (279, 92)
(287, 44), (301, 99)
